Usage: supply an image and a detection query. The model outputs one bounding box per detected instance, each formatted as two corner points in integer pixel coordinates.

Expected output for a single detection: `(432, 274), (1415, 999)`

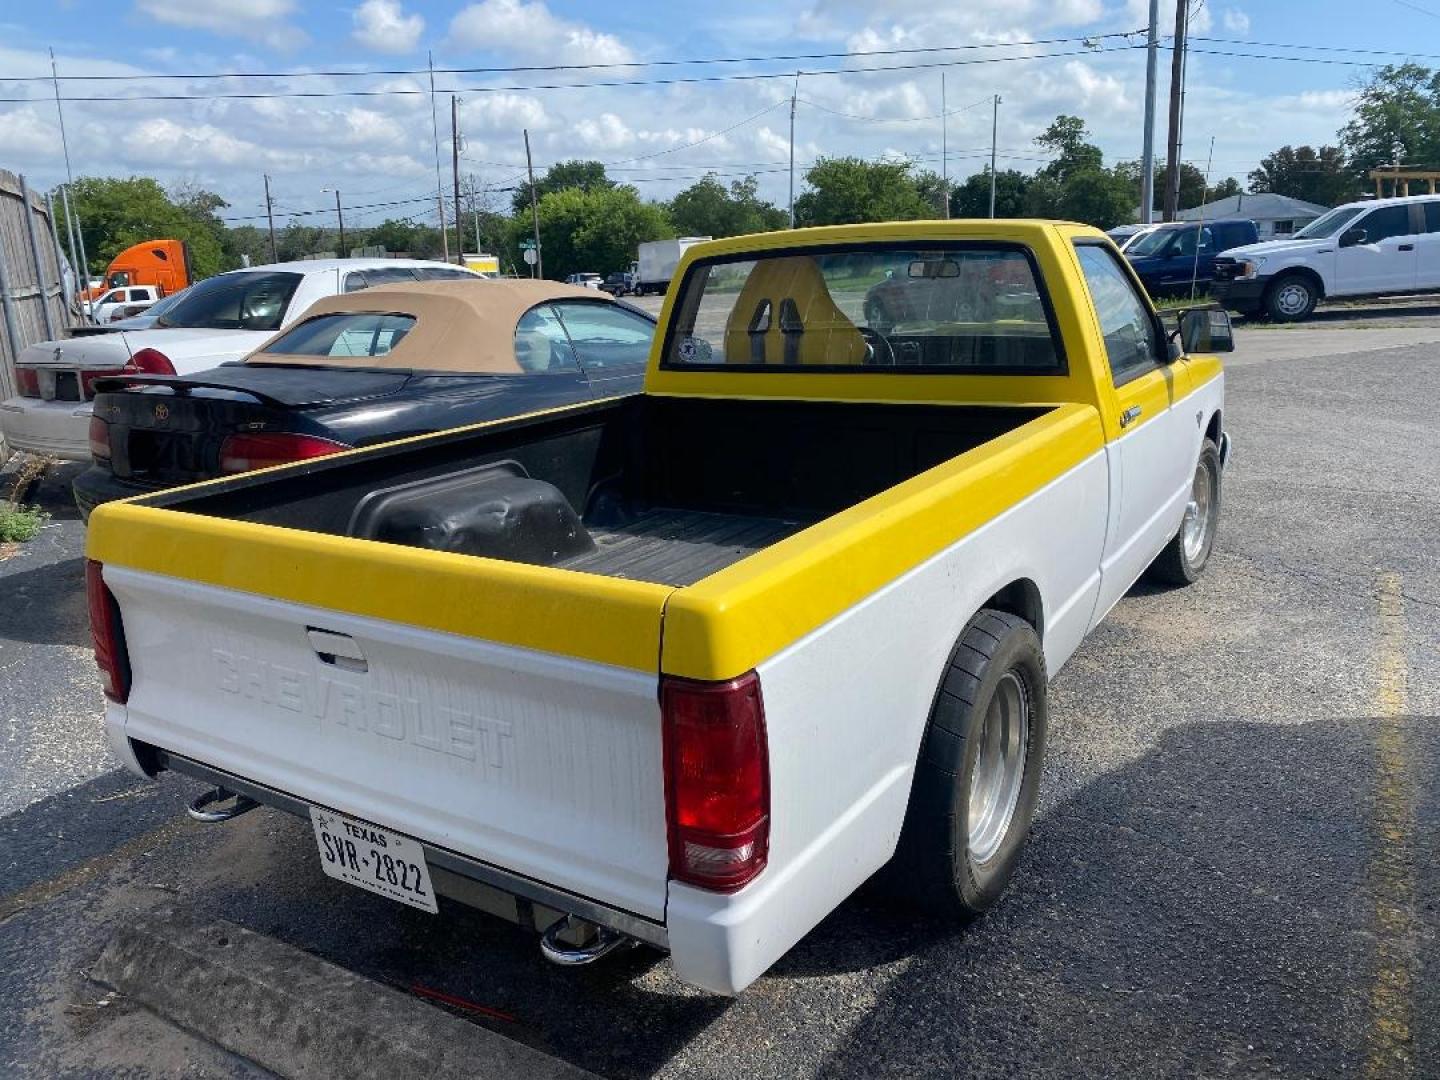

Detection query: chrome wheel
(1274, 280), (1311, 317)
(1181, 456), (1218, 564)
(967, 670), (1030, 864)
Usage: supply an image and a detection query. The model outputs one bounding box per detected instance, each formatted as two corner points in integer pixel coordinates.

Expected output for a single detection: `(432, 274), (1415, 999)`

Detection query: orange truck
(82, 239), (193, 302)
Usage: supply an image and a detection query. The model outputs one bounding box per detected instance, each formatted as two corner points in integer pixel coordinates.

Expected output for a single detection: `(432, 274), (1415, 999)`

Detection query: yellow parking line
(1366, 571), (1415, 1079)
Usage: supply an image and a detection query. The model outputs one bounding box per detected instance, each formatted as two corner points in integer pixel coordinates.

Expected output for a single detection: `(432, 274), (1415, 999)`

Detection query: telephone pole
(524, 128), (542, 279)
(1139, 0), (1160, 223)
(1162, 0), (1188, 221)
(989, 95), (1001, 218)
(451, 95), (464, 263)
(263, 174), (278, 262)
(940, 73), (949, 219)
(429, 51), (448, 262)
(788, 72), (800, 228)
(322, 188), (346, 256)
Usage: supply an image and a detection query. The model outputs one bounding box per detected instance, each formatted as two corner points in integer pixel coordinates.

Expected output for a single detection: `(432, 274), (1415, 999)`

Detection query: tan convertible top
(244, 278), (607, 373)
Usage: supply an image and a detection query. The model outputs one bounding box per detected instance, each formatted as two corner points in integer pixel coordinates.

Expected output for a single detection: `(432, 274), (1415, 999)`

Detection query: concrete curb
(92, 914), (600, 1080)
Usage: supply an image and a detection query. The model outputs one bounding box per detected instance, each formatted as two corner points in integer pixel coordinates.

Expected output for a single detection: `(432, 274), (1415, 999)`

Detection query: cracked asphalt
(0, 331), (1435, 1078)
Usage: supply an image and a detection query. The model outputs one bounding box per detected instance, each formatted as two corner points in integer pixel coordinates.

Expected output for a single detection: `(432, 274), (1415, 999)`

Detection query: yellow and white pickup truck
(88, 222), (1232, 994)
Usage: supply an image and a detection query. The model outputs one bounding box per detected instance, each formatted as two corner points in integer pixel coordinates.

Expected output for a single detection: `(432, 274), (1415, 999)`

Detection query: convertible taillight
(88, 415), (112, 460)
(662, 671), (770, 892)
(217, 432), (350, 474)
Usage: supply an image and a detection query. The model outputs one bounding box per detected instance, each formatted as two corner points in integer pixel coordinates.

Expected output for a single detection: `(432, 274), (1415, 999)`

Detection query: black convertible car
(74, 279), (655, 519)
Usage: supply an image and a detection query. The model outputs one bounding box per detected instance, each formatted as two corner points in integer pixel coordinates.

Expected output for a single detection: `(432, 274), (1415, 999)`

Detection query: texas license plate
(309, 807), (438, 914)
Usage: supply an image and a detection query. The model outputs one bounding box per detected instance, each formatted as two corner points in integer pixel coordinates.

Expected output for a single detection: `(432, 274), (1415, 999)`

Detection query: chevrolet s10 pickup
(87, 221), (1232, 994)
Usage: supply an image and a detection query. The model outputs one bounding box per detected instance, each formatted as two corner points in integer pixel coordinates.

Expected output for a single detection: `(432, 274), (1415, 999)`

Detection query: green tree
(668, 174), (785, 237)
(520, 185), (672, 281)
(1338, 63), (1440, 184)
(1247, 145), (1356, 207)
(1115, 160), (1209, 214)
(1055, 168), (1135, 229)
(55, 176), (227, 279)
(222, 224), (272, 268)
(793, 157), (931, 226)
(511, 160), (614, 215)
(1207, 177), (1243, 202)
(912, 170), (951, 217)
(952, 168), (1030, 218)
(275, 223), (331, 262)
(1036, 115), (1104, 183)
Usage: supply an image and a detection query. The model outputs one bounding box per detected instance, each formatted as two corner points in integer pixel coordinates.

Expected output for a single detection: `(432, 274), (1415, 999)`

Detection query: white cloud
(132, 0), (307, 50)
(1221, 8), (1251, 34)
(352, 0), (424, 53)
(449, 0), (634, 65)
(571, 112), (635, 151)
(462, 93), (549, 132)
(840, 82), (930, 122)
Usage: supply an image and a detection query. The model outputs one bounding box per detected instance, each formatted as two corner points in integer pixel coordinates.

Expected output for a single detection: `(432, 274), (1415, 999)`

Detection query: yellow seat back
(722, 256), (868, 366)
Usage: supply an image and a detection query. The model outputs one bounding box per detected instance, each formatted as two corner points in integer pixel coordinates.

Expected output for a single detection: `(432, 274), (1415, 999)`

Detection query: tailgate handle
(306, 628), (368, 673)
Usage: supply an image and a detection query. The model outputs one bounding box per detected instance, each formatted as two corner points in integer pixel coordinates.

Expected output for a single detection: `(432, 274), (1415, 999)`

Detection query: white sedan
(1, 258), (480, 461)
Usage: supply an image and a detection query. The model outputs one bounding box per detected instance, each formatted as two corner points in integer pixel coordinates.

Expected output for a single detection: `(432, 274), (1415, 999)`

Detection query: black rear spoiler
(90, 374), (290, 408)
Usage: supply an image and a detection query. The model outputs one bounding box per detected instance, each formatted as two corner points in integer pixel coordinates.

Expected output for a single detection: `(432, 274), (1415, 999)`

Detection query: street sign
(523, 248), (538, 265)
(520, 239), (536, 250)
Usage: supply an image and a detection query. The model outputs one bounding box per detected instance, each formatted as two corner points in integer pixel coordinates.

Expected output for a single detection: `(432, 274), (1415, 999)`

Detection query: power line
(1390, 0), (1440, 18)
(11, 32), (1143, 85)
(0, 44), (1146, 104)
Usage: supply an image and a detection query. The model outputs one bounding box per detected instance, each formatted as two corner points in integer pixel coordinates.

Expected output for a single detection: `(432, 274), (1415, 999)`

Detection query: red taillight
(80, 368), (127, 398)
(125, 348), (175, 375)
(217, 432), (350, 474)
(15, 367), (40, 398)
(662, 671), (769, 892)
(85, 560), (130, 703)
(88, 415), (111, 460)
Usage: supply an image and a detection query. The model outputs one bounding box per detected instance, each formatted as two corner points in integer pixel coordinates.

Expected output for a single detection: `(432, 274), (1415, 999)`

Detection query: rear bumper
(109, 721), (670, 951)
(0, 396), (92, 460)
(71, 465), (161, 521)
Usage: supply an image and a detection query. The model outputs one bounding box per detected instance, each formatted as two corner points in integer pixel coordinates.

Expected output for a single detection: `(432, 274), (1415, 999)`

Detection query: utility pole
(263, 174), (278, 262)
(788, 73), (801, 228)
(429, 51), (449, 262)
(989, 95), (1001, 218)
(1140, 0), (1160, 223)
(321, 188), (346, 256)
(940, 73), (949, 219)
(524, 128), (542, 279)
(1162, 0), (1188, 221)
(50, 48), (92, 305)
(451, 95), (464, 263)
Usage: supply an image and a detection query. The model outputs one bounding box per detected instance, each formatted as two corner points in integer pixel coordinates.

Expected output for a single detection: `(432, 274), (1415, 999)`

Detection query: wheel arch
(1268, 265), (1326, 300)
(980, 577), (1045, 644)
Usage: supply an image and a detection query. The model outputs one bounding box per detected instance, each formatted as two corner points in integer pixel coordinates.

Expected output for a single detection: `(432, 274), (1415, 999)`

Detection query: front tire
(886, 609), (1048, 918)
(1147, 438), (1221, 586)
(1264, 273), (1318, 322)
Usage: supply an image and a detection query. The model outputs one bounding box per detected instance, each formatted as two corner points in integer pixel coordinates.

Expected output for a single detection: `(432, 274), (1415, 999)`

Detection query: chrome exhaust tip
(187, 786), (260, 823)
(539, 915), (632, 966)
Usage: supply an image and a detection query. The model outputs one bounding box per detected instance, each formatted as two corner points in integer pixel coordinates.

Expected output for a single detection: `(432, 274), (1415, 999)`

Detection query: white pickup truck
(89, 221), (1231, 994)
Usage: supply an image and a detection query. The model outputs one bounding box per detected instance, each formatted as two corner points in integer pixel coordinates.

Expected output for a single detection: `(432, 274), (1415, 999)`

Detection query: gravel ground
(0, 336), (1435, 1078)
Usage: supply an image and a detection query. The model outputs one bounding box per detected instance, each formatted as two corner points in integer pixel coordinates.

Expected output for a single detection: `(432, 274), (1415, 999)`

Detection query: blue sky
(1, 0), (1436, 231)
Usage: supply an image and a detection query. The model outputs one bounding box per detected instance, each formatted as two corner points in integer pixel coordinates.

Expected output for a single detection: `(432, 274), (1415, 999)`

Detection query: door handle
(307, 627), (368, 672)
(1398, 244), (1414, 252)
(1120, 406), (1143, 428)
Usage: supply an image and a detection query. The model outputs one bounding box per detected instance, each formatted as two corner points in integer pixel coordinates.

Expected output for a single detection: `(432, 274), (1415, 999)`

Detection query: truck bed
(145, 395), (1051, 587)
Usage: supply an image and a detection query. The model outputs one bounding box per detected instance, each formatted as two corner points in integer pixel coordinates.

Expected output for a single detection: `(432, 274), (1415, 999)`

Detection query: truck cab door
(1073, 243), (1195, 624)
(1334, 204), (1419, 296)
(1416, 202), (1440, 290)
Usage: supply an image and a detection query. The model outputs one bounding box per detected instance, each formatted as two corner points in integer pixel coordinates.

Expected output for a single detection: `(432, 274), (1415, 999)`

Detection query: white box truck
(635, 237), (711, 295)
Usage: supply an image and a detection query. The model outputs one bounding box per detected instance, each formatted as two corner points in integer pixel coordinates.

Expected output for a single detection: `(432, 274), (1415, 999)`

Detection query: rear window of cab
(663, 243), (1065, 374)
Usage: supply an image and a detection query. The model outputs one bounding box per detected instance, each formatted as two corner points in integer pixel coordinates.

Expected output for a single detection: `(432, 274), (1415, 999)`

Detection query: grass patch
(0, 502), (46, 543)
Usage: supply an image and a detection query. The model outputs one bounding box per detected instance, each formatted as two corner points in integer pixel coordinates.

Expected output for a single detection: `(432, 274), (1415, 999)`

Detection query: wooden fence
(0, 168), (71, 457)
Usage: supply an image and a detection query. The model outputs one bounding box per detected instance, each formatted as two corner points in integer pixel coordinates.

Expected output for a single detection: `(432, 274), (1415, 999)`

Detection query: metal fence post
(19, 175), (56, 340)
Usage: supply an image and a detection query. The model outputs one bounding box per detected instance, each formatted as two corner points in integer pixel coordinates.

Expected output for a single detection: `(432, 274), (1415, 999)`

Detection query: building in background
(1175, 193), (1329, 237)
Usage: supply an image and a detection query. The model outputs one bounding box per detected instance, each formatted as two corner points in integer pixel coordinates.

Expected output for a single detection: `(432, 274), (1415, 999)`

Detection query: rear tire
(1147, 438), (1221, 586)
(1263, 273), (1318, 322)
(885, 609), (1048, 918)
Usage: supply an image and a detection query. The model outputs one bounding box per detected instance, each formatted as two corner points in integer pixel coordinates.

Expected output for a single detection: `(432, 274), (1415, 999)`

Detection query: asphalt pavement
(0, 328), (1435, 1078)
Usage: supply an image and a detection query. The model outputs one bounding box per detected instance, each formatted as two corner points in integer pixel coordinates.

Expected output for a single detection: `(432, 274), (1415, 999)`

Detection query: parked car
(1106, 223), (1150, 248)
(1212, 193), (1440, 321)
(74, 280), (655, 519)
(74, 287), (192, 334)
(89, 221), (1231, 994)
(1122, 219), (1259, 296)
(565, 272), (604, 290)
(88, 284), (163, 324)
(0, 259), (481, 461)
(599, 270), (635, 296)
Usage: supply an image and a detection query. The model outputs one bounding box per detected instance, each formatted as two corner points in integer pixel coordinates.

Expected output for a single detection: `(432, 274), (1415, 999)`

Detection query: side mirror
(1176, 307), (1235, 354)
(1339, 227), (1368, 248)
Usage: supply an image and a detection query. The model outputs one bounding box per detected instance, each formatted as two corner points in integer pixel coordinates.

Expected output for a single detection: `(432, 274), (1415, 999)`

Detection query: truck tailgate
(103, 555), (673, 921)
